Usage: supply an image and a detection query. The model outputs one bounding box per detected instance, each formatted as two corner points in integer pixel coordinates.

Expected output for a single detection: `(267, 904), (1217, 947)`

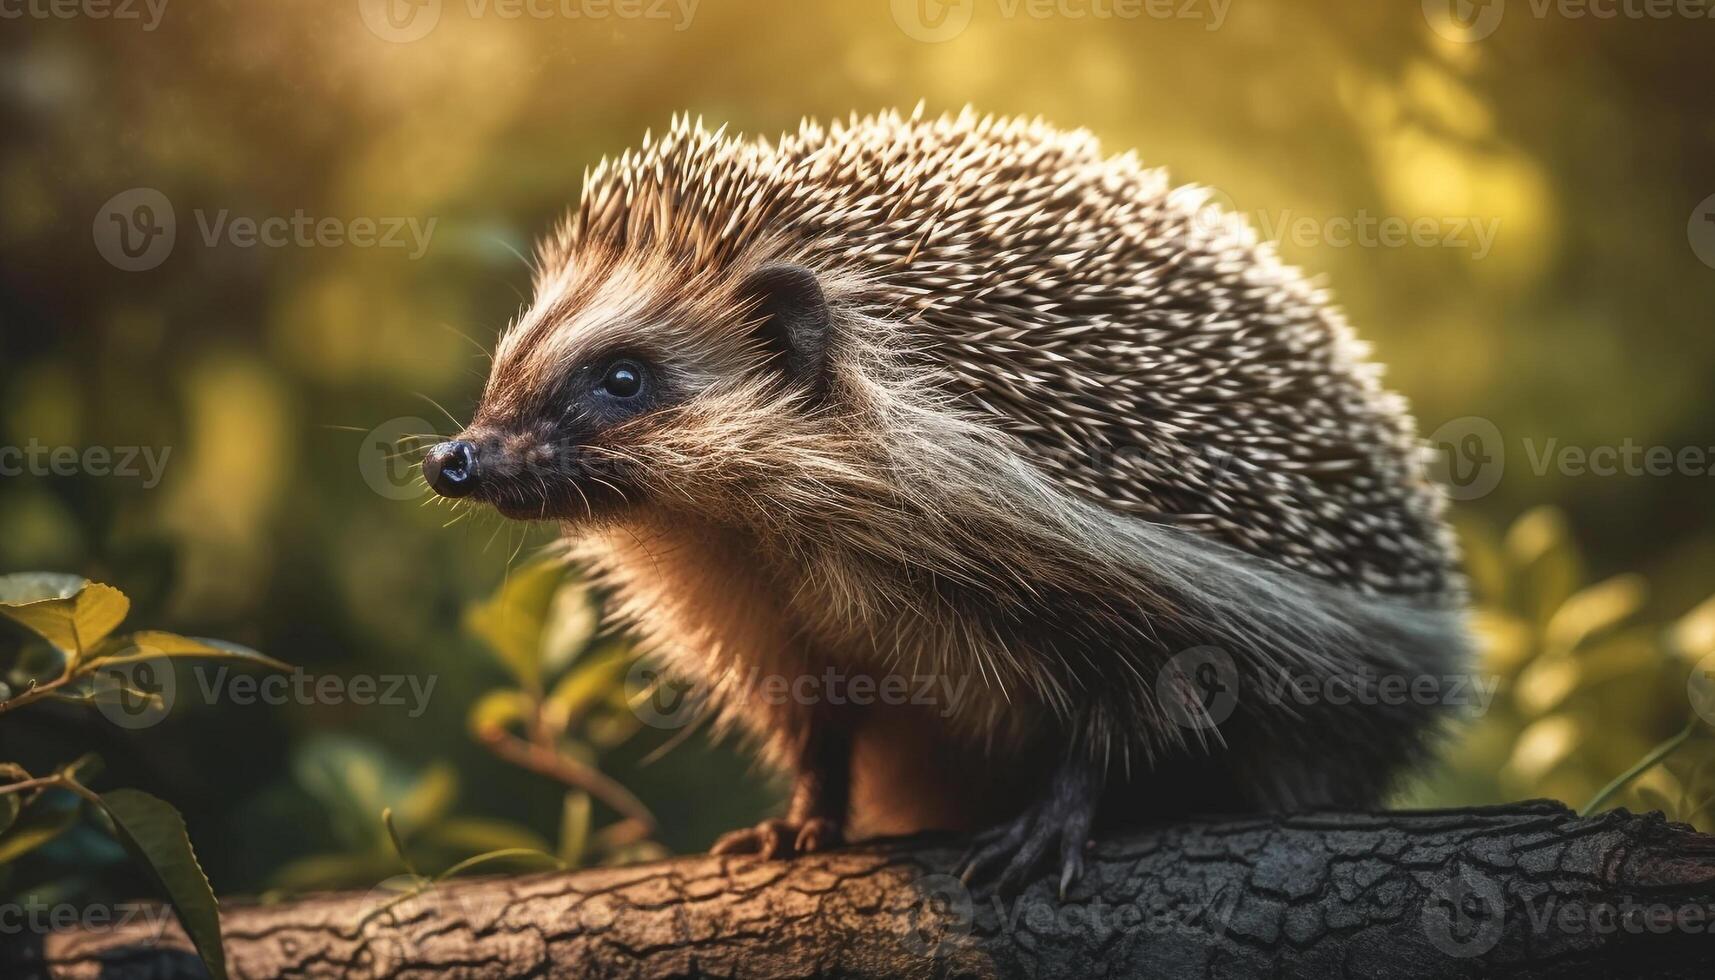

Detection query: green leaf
(0, 572), (87, 606)
(291, 735), (460, 853)
(463, 560), (571, 689)
(539, 581), (599, 678)
(102, 631), (290, 671)
(99, 789), (226, 980)
(421, 817), (552, 857)
(558, 791), (590, 866)
(392, 763), (458, 834)
(542, 643), (630, 734)
(0, 575), (130, 666)
(0, 796), (19, 838)
(0, 799), (79, 864)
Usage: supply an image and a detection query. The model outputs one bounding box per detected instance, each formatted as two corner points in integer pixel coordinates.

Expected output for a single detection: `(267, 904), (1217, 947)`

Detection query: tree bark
(11, 801), (1715, 979)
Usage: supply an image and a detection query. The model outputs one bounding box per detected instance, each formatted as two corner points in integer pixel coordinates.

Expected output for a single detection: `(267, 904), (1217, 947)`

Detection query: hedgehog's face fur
(443, 249), (838, 524)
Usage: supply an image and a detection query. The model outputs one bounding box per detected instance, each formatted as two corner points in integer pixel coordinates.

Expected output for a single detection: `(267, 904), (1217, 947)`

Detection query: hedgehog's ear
(739, 264), (830, 394)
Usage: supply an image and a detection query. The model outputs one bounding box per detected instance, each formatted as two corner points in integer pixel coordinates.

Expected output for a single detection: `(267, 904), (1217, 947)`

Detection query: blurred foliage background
(1, 0), (1713, 903)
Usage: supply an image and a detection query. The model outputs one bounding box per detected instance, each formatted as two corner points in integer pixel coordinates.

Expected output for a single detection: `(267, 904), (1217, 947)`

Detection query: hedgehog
(422, 108), (1468, 894)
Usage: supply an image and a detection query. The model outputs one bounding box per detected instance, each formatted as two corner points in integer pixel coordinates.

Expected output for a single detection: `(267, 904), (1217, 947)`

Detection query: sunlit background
(2, 0), (1714, 903)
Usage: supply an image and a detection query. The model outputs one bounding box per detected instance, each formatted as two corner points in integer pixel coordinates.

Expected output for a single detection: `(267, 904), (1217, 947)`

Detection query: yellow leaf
(1453, 517), (1509, 606)
(122, 631), (291, 671)
(1504, 506), (1568, 568)
(0, 574), (129, 664)
(1513, 656), (1579, 717)
(1505, 715), (1582, 785)
(1544, 574), (1646, 656)
(1672, 594), (1715, 661)
(1471, 610), (1532, 674)
(466, 689), (531, 738)
(1504, 508), (1583, 627)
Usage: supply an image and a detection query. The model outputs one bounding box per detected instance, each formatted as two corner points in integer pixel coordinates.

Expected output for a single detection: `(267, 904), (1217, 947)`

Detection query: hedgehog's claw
(957, 759), (1099, 897)
(711, 818), (793, 859)
(793, 816), (842, 854)
(711, 817), (843, 860)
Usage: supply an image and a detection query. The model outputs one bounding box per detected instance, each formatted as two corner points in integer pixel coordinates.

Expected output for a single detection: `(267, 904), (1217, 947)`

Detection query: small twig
(475, 726), (656, 834)
(0, 764), (103, 808)
(0, 772), (66, 797)
(0, 674), (72, 716)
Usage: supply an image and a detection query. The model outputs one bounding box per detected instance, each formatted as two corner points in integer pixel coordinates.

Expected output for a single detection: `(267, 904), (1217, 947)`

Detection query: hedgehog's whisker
(505, 520), (529, 568)
(439, 322), (496, 366)
(415, 394), (468, 433)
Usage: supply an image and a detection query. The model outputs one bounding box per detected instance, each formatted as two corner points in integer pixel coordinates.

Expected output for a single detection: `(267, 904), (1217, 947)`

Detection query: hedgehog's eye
(598, 359), (644, 399)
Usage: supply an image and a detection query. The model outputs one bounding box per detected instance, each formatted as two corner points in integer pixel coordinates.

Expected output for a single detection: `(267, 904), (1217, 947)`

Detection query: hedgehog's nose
(423, 440), (480, 498)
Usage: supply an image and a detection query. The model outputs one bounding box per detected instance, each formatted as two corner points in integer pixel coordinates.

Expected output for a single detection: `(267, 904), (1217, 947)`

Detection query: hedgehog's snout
(423, 440), (480, 499)
(423, 427), (606, 519)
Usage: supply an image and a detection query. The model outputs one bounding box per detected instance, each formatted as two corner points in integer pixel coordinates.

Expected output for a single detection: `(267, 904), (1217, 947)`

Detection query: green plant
(1400, 509), (1715, 829)
(463, 559), (663, 865)
(267, 733), (561, 890)
(266, 560), (662, 896)
(0, 573), (288, 980)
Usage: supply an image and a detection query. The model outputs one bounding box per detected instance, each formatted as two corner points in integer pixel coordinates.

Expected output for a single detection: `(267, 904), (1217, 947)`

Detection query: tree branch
(12, 801), (1715, 979)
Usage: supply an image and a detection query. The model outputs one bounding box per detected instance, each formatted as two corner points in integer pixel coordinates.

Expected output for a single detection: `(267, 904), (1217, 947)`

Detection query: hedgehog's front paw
(710, 817), (843, 860)
(957, 760), (1099, 898)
